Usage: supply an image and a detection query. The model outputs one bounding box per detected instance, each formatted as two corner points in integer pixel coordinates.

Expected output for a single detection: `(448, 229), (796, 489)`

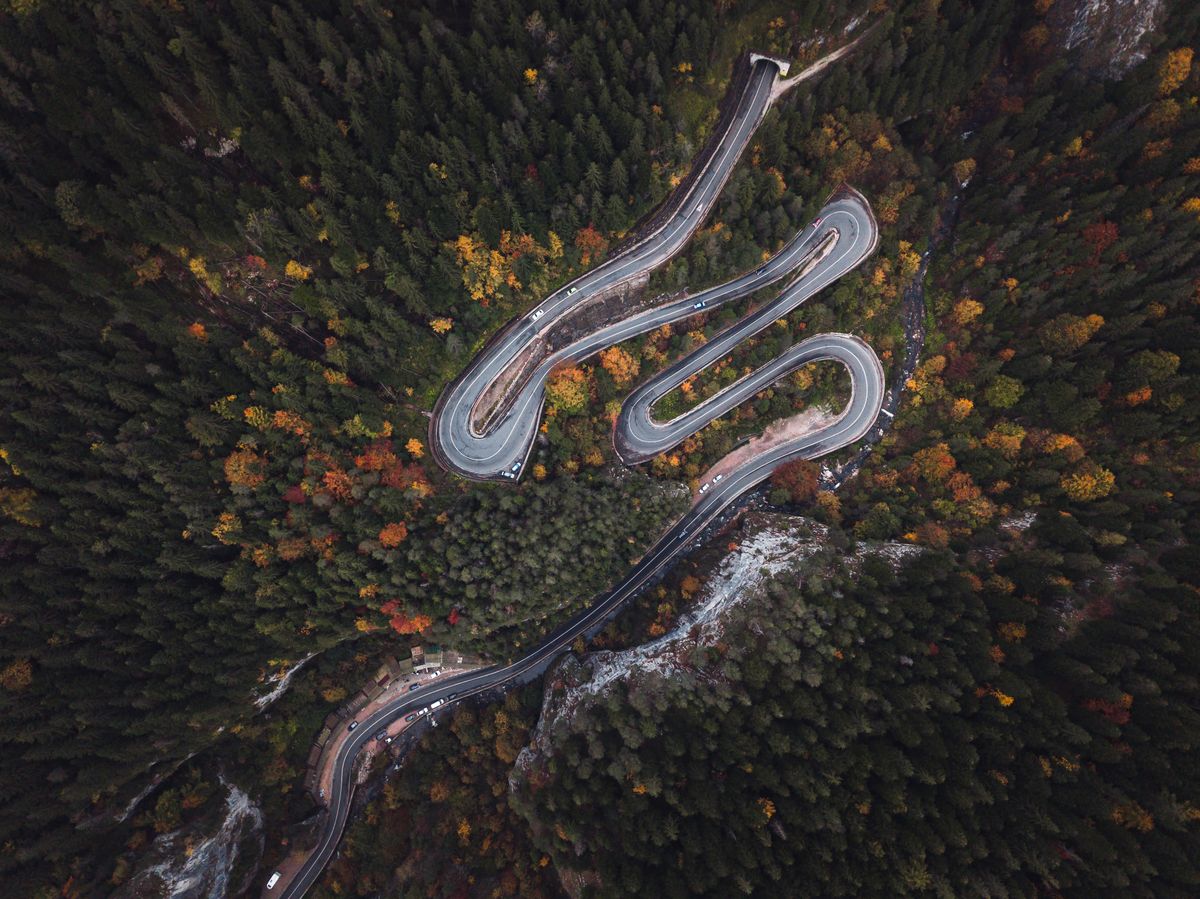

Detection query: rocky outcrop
(112, 777), (264, 899)
(1049, 0), (1165, 78)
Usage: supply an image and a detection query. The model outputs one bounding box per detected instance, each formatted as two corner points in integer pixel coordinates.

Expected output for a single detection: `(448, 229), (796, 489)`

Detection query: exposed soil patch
(470, 273), (662, 432)
(471, 335), (546, 434)
(698, 406), (839, 497)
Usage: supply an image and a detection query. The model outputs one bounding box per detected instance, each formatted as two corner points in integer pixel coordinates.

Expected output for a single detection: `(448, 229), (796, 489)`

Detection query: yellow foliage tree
(599, 345), (640, 386)
(449, 235), (507, 302)
(0, 487), (39, 527)
(1157, 47), (1193, 96)
(1061, 461), (1116, 501)
(953, 298), (984, 326)
(546, 365), (589, 413)
(1038, 313), (1104, 355)
(212, 511), (242, 544)
(951, 397), (974, 421)
(285, 259), (313, 280)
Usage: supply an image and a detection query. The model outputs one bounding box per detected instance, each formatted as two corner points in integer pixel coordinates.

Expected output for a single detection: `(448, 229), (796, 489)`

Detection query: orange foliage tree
(913, 443), (956, 483)
(574, 224), (609, 266)
(598, 345), (640, 386)
(379, 522), (409, 547)
(224, 448), (266, 489)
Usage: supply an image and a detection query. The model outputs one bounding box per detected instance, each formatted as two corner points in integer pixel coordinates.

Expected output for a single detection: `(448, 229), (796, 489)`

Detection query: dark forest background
(0, 0), (1198, 896)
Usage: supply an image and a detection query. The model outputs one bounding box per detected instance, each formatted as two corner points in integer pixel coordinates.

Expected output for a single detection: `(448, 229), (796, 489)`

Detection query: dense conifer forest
(0, 0), (1198, 895)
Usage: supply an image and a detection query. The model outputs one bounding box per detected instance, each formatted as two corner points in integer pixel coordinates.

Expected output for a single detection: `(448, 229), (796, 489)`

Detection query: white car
(713, 474), (724, 483)
(530, 308), (545, 321)
(693, 301), (705, 310)
(698, 483), (711, 494)
(568, 286), (578, 295)
(267, 872), (281, 890)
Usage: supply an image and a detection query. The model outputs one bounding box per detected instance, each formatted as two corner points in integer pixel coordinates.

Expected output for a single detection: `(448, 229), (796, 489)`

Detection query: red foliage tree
(771, 459), (820, 503)
(1082, 220), (1118, 266)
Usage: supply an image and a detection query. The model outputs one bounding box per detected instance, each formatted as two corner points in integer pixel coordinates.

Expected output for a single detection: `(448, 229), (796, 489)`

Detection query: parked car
(699, 483), (711, 494)
(713, 474), (725, 483)
(408, 683), (421, 691)
(347, 721), (358, 731)
(374, 729), (388, 741)
(266, 872), (281, 890)
(404, 713), (417, 722)
(511, 461), (522, 473)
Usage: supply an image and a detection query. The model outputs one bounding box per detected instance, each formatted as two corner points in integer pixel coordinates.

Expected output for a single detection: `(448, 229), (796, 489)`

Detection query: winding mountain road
(271, 47), (886, 899)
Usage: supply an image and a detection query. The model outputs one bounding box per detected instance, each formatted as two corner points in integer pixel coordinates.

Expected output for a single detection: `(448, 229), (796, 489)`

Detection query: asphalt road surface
(273, 54), (886, 899)
(431, 58), (780, 479)
(615, 192), (879, 461)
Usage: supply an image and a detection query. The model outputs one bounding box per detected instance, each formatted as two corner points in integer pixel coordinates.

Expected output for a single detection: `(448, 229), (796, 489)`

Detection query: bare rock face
(112, 777), (264, 899)
(1049, 0), (1165, 78)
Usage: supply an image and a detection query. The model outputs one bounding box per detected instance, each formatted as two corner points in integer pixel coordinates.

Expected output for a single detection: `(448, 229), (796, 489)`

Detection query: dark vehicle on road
(408, 683), (420, 691)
